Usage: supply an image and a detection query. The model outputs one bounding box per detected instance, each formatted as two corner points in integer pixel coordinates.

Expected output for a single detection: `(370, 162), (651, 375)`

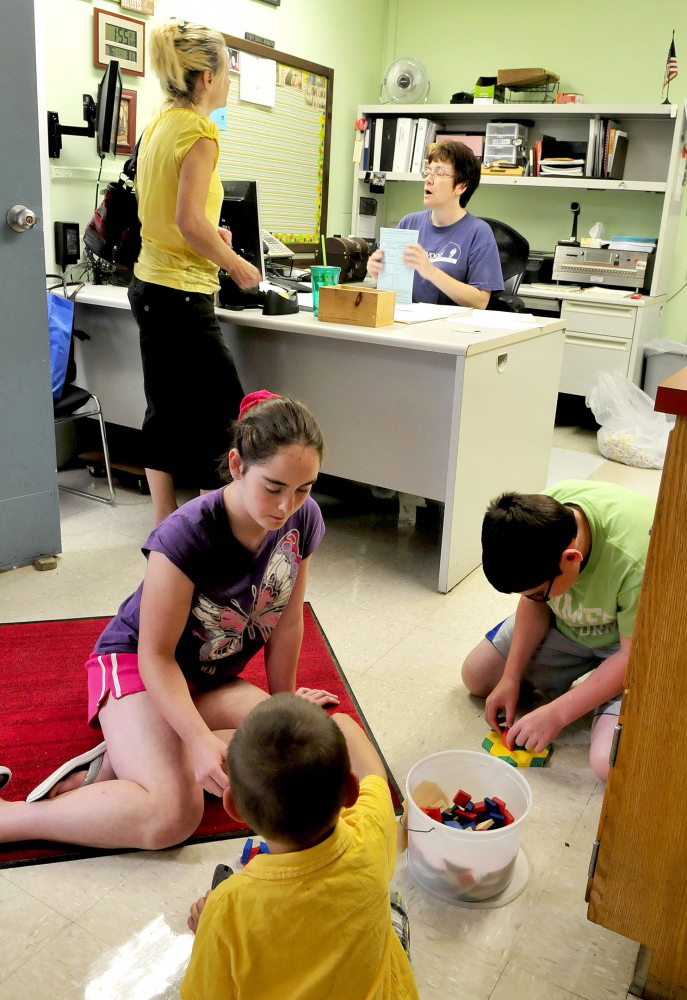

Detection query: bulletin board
(218, 33), (333, 252)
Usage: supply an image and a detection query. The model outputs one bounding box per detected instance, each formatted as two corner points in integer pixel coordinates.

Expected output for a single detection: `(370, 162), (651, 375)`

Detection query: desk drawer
(560, 332), (631, 396)
(561, 300), (637, 341)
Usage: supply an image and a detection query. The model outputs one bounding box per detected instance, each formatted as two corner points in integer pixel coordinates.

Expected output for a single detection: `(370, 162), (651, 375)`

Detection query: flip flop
(26, 742), (107, 803)
(0, 766), (11, 791)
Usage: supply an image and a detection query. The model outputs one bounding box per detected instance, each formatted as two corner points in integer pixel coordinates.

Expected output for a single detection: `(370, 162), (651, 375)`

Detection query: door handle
(6, 205), (38, 232)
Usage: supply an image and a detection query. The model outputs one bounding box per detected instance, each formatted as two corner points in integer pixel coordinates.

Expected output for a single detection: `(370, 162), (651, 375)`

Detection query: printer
(552, 245), (654, 293)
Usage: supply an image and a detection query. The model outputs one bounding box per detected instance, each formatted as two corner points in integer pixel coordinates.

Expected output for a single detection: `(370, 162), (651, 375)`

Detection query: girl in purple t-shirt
(0, 393), (337, 851)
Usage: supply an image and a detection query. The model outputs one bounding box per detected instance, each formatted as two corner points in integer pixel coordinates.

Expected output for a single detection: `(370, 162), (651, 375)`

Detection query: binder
(362, 128), (370, 171)
(372, 118), (385, 172)
(608, 134), (628, 179)
(392, 117), (413, 173)
(379, 118), (398, 172)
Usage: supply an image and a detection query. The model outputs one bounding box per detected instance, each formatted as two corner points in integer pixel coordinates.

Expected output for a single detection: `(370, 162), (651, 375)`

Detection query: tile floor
(0, 426), (662, 1000)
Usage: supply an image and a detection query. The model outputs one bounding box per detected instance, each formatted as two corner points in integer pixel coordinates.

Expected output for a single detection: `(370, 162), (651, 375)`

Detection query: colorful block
(248, 844), (261, 862)
(259, 841), (270, 853)
(240, 838), (254, 865)
(421, 806), (443, 823)
(482, 729), (552, 767)
(452, 788), (472, 807)
(476, 818), (494, 831)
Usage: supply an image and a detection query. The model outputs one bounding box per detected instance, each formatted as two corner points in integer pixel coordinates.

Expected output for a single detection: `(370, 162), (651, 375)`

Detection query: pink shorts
(85, 652), (195, 726)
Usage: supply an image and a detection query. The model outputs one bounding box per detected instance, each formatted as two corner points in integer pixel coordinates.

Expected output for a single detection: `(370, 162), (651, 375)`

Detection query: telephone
(262, 230), (294, 259)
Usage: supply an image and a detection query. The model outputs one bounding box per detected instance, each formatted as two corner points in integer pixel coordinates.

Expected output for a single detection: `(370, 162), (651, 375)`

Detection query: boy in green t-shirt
(462, 480), (654, 780)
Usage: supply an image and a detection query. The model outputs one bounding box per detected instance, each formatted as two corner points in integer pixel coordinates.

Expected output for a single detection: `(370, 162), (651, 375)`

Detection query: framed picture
(94, 8), (145, 77)
(116, 89), (137, 155)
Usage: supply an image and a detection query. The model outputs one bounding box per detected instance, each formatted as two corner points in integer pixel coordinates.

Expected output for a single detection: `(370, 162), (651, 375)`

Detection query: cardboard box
(473, 76), (504, 103)
(496, 68), (559, 88)
(317, 286), (395, 327)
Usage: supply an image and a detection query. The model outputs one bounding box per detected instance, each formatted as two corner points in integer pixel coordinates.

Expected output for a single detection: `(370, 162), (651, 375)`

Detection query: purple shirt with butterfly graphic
(397, 210), (503, 305)
(93, 488), (325, 688)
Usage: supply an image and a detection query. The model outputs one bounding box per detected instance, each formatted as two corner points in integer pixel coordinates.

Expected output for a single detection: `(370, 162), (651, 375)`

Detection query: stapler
(558, 202), (581, 247)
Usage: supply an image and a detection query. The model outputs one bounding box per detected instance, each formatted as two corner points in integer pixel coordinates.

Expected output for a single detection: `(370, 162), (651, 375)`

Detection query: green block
(482, 736), (495, 752)
(529, 756), (546, 767)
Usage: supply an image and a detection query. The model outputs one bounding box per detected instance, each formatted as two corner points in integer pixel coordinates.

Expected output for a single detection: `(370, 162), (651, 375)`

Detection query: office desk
(69, 285), (565, 592)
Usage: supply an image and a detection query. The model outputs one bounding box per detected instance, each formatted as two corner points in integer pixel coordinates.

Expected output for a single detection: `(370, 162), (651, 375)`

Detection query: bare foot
(46, 752), (116, 799)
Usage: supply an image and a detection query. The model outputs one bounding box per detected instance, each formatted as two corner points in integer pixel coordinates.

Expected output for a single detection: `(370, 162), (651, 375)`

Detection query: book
(608, 132), (628, 179)
(362, 128), (370, 171)
(410, 119), (429, 173)
(585, 117), (599, 177)
(392, 117), (413, 173)
(407, 120), (419, 173)
(379, 118), (398, 172)
(602, 119), (620, 177)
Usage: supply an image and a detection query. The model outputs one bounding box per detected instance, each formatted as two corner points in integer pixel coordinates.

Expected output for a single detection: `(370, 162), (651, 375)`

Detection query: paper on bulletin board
(209, 107), (227, 129)
(240, 52), (276, 108)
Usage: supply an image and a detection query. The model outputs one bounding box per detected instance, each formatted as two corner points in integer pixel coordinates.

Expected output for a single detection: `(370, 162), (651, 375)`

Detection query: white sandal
(26, 742), (107, 803)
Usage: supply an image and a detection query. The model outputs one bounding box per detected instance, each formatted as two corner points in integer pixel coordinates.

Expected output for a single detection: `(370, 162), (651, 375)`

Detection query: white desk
(69, 285), (565, 593)
(518, 285), (666, 396)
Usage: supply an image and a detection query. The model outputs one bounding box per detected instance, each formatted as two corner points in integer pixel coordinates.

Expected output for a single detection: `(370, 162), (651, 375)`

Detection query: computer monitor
(95, 60), (122, 157)
(219, 180), (265, 278)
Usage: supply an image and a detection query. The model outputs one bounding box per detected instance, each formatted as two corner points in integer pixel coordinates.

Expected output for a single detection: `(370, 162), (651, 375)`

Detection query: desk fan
(380, 57), (430, 103)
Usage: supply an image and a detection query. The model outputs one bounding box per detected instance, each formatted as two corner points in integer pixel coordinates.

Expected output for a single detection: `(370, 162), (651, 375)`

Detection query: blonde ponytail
(148, 19), (225, 105)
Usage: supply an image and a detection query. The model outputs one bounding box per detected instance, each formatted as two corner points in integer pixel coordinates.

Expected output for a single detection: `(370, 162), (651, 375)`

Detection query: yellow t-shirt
(134, 108), (224, 294)
(180, 775), (420, 1000)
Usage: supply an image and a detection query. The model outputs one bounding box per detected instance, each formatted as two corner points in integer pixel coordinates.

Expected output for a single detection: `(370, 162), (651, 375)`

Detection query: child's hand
(296, 687), (340, 707)
(485, 676), (520, 732)
(507, 702), (563, 752)
(190, 731), (229, 797)
(188, 889), (212, 935)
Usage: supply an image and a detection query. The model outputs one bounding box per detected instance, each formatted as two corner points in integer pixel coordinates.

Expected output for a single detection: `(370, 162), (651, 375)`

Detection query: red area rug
(0, 605), (400, 868)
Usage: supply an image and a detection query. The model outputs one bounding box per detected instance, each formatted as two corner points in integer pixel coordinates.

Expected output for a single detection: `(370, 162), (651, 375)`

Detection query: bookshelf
(352, 103), (687, 395)
(352, 103), (686, 299)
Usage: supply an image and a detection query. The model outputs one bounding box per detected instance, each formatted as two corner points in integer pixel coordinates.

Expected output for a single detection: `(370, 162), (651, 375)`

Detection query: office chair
(479, 218), (530, 312)
(48, 279), (116, 505)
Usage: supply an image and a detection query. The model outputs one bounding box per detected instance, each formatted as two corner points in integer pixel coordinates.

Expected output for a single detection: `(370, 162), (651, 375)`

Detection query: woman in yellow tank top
(130, 20), (262, 523)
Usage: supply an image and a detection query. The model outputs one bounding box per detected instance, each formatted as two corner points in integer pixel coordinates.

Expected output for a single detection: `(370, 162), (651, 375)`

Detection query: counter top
(63, 283), (565, 358)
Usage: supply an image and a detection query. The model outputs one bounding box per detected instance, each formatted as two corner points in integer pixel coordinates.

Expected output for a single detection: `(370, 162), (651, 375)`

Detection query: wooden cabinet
(586, 368), (687, 999)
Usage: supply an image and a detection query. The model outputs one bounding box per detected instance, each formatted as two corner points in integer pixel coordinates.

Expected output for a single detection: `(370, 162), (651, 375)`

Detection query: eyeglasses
(421, 166), (455, 180)
(524, 577), (555, 603)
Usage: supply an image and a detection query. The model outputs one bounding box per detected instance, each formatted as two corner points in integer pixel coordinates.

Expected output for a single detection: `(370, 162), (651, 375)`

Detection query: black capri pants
(129, 276), (243, 489)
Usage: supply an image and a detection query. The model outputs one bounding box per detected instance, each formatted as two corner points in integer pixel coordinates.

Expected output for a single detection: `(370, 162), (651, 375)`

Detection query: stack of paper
(539, 158), (585, 177)
(394, 303), (472, 324)
(608, 235), (657, 253)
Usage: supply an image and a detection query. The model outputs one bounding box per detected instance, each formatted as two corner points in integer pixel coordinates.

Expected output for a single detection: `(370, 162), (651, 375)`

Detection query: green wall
(385, 0), (687, 339)
(43, 0), (389, 269)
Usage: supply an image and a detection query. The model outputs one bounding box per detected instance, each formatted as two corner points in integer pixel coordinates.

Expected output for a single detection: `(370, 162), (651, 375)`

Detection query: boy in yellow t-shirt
(180, 695), (419, 1000)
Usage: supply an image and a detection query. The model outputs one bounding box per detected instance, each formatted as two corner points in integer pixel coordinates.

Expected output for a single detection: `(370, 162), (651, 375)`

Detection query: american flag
(663, 34), (678, 91)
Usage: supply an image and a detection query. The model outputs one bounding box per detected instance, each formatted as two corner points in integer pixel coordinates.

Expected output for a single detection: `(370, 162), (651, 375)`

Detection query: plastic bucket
(405, 750), (532, 903)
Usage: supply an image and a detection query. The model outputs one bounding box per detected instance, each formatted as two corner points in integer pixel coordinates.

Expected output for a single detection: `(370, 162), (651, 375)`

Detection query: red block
(422, 807), (443, 823)
(502, 809), (514, 826)
(472, 800), (486, 813)
(452, 789), (472, 807)
(248, 844), (261, 861)
(493, 797), (507, 812)
(455, 808), (478, 821)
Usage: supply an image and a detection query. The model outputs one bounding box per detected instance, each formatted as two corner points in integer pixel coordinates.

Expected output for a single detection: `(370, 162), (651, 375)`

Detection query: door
(0, 1), (60, 570)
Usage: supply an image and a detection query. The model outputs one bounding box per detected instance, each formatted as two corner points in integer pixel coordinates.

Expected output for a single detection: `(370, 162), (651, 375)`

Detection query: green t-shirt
(543, 480), (654, 649)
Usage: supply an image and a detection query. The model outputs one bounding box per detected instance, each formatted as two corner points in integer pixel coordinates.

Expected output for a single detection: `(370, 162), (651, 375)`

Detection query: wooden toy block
(445, 859), (478, 888)
(452, 788), (472, 807)
(502, 809), (514, 825)
(476, 819), (494, 830)
(248, 844), (261, 862)
(412, 780), (448, 809)
(240, 838), (254, 865)
(428, 797), (449, 811)
(482, 729), (552, 767)
(259, 841), (270, 853)
(492, 796), (507, 811)
(473, 800), (486, 813)
(421, 806), (443, 823)
(444, 819), (462, 829)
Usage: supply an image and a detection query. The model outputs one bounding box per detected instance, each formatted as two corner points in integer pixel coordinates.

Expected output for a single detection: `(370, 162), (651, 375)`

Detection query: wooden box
(317, 286), (395, 327)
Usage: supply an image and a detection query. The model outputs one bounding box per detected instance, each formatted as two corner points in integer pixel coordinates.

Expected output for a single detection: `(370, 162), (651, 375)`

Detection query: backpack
(84, 139), (141, 272)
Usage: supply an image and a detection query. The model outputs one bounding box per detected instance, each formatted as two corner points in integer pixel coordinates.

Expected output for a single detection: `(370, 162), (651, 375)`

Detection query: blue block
(465, 801), (474, 811)
(462, 822), (477, 831)
(441, 811), (455, 823)
(484, 797), (498, 813)
(444, 820), (462, 829)
(259, 841), (270, 853)
(240, 838), (254, 865)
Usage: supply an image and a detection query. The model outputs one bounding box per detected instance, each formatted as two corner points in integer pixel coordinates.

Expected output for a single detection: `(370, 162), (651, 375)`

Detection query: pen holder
(310, 266), (341, 316)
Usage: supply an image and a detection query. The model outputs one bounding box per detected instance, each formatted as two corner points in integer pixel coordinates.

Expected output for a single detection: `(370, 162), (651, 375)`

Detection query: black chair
(479, 217), (530, 312)
(49, 279), (115, 505)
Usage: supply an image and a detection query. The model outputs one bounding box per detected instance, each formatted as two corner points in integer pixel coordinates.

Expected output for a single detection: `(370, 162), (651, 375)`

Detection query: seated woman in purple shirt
(367, 140), (504, 309)
(0, 393), (338, 852)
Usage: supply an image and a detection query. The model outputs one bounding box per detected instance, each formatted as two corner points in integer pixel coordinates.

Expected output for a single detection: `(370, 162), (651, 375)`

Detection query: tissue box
(317, 286), (395, 327)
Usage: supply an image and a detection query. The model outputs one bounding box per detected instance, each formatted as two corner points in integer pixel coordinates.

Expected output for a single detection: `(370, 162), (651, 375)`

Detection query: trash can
(643, 340), (687, 422)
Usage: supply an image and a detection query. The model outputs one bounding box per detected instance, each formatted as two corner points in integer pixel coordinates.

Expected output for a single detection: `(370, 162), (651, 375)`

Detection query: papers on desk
(297, 292), (314, 311)
(394, 303), (473, 324)
(377, 227), (418, 305)
(445, 311), (548, 332)
(579, 286), (635, 297)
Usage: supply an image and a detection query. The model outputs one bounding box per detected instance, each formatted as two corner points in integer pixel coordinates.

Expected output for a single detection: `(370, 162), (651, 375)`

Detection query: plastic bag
(586, 370), (672, 470)
(46, 291), (74, 401)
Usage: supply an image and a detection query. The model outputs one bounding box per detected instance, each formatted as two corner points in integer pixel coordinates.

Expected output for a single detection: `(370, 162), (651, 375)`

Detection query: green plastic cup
(310, 266), (341, 316)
